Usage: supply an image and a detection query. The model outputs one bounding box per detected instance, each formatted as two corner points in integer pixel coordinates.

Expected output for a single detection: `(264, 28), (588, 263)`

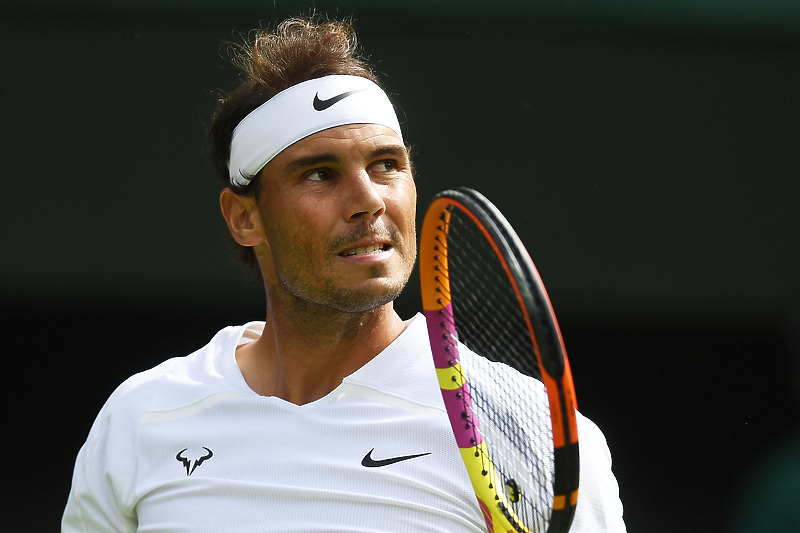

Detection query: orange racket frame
(420, 188), (579, 533)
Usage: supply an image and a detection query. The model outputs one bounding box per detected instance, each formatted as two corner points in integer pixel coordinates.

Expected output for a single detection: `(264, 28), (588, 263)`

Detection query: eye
(305, 169), (331, 182)
(372, 160), (396, 172)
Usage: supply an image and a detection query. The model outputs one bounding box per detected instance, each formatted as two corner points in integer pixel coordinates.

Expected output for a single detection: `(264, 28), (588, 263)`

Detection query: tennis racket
(420, 187), (579, 533)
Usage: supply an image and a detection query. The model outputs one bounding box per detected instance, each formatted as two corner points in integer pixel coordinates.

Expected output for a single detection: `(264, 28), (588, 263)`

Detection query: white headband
(228, 75), (403, 188)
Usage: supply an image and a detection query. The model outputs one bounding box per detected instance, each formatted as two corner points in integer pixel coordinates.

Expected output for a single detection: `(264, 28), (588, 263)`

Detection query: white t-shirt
(62, 314), (625, 532)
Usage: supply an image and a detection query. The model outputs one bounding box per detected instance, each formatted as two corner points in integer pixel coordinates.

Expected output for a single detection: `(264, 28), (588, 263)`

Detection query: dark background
(2, 1), (799, 531)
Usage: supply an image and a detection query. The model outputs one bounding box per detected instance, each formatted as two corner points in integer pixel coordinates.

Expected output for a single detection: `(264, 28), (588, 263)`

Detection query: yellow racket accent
(436, 365), (467, 390)
(421, 189), (581, 533)
(460, 443), (533, 533)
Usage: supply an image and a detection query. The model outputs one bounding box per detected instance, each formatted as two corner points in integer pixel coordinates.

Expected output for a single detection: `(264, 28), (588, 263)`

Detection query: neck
(235, 299), (406, 405)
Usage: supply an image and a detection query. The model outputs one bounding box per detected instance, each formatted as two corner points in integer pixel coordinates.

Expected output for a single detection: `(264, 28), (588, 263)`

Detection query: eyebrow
(282, 144), (409, 176)
(283, 153), (341, 176)
(369, 144), (409, 160)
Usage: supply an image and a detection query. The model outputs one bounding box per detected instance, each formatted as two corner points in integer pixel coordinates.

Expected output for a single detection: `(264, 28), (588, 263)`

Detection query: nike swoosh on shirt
(312, 89), (366, 111)
(361, 448), (431, 467)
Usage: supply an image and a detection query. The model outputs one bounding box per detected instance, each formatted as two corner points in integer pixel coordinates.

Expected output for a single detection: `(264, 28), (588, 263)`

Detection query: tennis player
(62, 16), (626, 532)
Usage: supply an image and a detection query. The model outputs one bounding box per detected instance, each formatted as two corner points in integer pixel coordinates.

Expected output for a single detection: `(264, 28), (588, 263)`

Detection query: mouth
(339, 243), (392, 257)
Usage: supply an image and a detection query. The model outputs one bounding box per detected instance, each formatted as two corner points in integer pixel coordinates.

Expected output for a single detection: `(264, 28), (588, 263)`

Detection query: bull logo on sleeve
(175, 447), (213, 476)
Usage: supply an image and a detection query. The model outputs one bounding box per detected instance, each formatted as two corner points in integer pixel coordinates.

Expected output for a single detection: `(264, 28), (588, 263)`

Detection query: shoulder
(62, 323), (256, 533)
(99, 323), (255, 424)
(575, 411), (612, 460)
(343, 314), (442, 408)
(571, 411), (627, 532)
(66, 324), (257, 498)
(455, 346), (626, 531)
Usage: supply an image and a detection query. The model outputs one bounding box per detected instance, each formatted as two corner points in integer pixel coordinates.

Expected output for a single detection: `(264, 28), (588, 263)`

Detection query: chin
(329, 279), (408, 314)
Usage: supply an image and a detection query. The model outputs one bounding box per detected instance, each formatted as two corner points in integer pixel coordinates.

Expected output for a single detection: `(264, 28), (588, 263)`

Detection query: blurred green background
(1, 1), (798, 531)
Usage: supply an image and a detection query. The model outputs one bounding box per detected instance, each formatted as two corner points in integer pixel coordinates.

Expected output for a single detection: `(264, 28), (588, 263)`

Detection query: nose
(344, 170), (386, 222)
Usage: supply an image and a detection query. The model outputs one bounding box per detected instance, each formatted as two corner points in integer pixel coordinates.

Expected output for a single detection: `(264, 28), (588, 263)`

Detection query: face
(254, 123), (417, 313)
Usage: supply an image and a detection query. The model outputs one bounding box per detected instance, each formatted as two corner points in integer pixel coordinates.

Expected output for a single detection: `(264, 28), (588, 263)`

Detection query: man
(63, 16), (626, 532)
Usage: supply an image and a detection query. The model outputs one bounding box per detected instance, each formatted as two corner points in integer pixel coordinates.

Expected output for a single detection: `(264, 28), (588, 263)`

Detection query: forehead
(272, 123), (405, 163)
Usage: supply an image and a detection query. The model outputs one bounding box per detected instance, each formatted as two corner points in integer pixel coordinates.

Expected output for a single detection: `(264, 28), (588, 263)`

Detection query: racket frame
(420, 187), (579, 533)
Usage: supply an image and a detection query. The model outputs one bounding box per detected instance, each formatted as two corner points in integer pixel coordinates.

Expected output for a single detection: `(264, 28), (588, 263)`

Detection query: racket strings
(442, 208), (555, 532)
(433, 296), (514, 518)
(447, 216), (541, 379)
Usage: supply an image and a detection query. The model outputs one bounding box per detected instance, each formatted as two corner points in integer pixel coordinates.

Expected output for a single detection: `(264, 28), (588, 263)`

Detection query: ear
(219, 188), (266, 247)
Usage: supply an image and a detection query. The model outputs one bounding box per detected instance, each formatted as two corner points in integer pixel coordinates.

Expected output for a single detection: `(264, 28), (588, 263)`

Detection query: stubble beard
(279, 256), (413, 315)
(276, 222), (417, 315)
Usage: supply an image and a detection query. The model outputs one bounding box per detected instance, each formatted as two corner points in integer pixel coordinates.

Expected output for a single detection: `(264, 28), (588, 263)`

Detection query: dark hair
(208, 15), (380, 275)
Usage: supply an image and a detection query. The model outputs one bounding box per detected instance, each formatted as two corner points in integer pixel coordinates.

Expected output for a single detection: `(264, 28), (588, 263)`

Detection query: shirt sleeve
(568, 412), (627, 532)
(62, 394), (139, 533)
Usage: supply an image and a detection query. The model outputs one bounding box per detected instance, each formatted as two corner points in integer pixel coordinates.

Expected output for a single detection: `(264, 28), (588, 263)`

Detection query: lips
(340, 243), (388, 257)
(332, 225), (399, 259)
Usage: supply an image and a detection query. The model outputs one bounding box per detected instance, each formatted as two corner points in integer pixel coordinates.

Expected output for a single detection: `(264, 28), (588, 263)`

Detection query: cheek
(390, 178), (417, 228)
(262, 192), (321, 245)
(261, 208), (310, 263)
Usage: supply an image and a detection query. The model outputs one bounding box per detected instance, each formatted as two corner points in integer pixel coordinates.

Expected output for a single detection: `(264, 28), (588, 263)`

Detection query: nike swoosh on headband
(313, 89), (367, 111)
(228, 76), (402, 188)
(361, 448), (431, 468)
